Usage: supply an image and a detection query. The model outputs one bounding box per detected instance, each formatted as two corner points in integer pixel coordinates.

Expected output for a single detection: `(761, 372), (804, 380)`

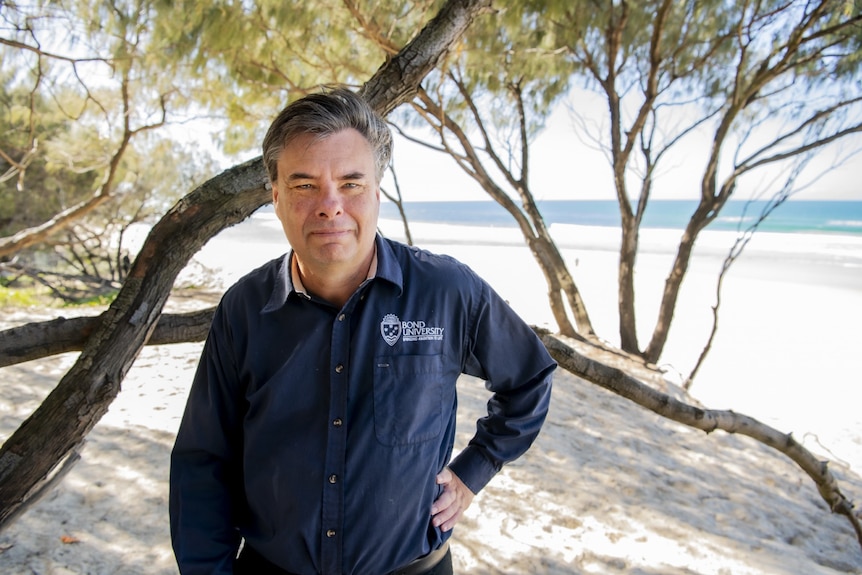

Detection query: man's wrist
(448, 445), (499, 494)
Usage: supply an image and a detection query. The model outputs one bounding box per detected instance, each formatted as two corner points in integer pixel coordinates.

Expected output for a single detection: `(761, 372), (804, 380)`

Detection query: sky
(378, 90), (862, 204)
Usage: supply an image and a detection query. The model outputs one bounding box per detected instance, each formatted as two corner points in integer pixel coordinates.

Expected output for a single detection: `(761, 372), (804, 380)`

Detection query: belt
(389, 541), (450, 575)
(237, 540), (450, 575)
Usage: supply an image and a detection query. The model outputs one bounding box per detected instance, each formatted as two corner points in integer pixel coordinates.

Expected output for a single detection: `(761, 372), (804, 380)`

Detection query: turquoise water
(379, 200), (862, 236)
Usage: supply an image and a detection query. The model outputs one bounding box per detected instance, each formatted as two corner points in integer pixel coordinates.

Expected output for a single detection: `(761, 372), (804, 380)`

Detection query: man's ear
(271, 182), (280, 206)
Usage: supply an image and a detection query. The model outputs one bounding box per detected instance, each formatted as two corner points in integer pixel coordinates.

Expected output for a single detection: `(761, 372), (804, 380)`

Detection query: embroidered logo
(380, 314), (445, 346)
(381, 314), (402, 346)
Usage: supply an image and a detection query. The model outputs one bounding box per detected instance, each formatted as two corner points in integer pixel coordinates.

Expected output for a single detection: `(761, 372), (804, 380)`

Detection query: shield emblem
(380, 314), (401, 347)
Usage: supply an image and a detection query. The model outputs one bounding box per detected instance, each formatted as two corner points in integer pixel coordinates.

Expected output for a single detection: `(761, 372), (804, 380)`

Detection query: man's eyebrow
(284, 171), (368, 181)
(341, 171), (367, 180)
(286, 172), (314, 181)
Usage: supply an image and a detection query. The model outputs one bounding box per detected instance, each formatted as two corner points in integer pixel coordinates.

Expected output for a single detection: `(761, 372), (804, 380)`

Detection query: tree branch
(538, 329), (862, 550)
(0, 307), (215, 368)
(0, 37), (109, 64)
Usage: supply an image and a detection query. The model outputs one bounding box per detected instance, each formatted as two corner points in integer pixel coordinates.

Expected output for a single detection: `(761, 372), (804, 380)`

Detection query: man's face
(272, 128), (380, 274)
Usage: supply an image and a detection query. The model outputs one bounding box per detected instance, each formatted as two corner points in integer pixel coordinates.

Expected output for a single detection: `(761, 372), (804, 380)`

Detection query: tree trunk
(617, 213), (640, 353)
(0, 0), (493, 530)
(643, 200), (716, 364)
(531, 236), (591, 340)
(0, 157), (270, 528)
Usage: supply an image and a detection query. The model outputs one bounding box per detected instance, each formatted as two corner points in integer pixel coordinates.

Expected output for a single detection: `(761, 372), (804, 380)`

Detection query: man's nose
(316, 182), (344, 218)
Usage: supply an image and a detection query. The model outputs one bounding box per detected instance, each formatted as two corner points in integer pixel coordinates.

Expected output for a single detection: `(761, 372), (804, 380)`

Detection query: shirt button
(328, 474), (338, 484)
(326, 529), (336, 538)
(332, 418), (343, 427)
(337, 313), (346, 322)
(335, 364), (344, 373)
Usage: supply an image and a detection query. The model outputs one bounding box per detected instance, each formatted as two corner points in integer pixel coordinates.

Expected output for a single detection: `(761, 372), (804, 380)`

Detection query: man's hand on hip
(431, 467), (475, 532)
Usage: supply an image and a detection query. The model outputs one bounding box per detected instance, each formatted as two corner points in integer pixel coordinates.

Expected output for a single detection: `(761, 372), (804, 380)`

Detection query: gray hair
(262, 87), (393, 184)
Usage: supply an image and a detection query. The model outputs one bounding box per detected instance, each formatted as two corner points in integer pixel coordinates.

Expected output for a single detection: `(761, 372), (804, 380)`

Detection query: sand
(1, 210), (860, 574)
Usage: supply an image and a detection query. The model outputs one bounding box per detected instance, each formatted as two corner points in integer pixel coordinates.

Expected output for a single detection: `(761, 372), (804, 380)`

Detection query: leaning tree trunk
(643, 199), (716, 364)
(0, 0), (494, 530)
(0, 158), (270, 529)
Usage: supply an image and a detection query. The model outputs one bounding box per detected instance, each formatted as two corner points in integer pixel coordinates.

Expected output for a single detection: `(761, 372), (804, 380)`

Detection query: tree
(562, 0), (862, 366)
(384, 0), (862, 371)
(2, 132), (219, 302)
(0, 0), (216, 261)
(536, 328), (862, 546)
(0, 0), (494, 531)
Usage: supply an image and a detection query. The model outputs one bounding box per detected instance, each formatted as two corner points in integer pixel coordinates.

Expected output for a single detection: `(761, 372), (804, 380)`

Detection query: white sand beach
(1, 210), (861, 574)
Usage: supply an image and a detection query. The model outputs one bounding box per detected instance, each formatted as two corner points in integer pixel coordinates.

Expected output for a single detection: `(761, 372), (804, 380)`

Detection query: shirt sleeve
(169, 303), (245, 575)
(448, 279), (556, 494)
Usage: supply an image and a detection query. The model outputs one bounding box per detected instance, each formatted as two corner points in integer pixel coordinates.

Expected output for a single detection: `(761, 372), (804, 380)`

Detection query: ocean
(379, 200), (862, 236)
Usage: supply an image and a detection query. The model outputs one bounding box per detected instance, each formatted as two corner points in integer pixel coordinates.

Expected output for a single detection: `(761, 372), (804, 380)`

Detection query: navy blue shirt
(170, 235), (555, 575)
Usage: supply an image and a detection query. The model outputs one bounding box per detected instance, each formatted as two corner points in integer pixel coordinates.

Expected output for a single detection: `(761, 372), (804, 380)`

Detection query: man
(169, 87), (555, 575)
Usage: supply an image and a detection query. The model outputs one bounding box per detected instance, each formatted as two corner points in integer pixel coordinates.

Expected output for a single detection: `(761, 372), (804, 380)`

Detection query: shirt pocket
(373, 354), (445, 446)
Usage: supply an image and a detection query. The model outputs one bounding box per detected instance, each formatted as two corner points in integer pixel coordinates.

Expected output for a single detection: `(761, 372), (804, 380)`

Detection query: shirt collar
(262, 234), (402, 313)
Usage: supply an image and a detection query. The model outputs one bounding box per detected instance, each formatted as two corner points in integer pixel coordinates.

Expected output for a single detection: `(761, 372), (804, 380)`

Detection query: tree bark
(0, 0), (493, 530)
(0, 307), (216, 369)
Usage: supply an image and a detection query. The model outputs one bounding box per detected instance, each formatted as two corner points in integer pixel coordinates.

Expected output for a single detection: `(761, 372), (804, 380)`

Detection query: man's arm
(448, 279), (556, 496)
(170, 448), (242, 574)
(170, 308), (245, 574)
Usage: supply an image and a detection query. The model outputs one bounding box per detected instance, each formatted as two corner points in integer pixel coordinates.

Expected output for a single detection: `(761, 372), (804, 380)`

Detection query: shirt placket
(320, 307), (351, 575)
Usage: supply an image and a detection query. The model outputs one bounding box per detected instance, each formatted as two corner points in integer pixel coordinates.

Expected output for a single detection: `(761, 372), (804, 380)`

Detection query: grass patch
(0, 285), (47, 308)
